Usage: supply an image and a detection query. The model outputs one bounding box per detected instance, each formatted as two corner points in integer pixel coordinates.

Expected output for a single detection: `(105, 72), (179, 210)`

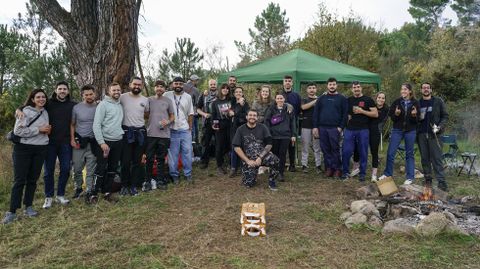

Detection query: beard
(131, 87), (142, 95)
(174, 87), (183, 93)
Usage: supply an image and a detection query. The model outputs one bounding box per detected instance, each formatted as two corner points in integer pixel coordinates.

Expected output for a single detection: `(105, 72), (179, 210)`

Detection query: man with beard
(119, 77), (150, 195)
(197, 79), (218, 169)
(183, 74), (201, 143)
(42, 81), (77, 208)
(164, 77), (194, 184)
(312, 77), (348, 178)
(145, 80), (175, 190)
(70, 85), (99, 201)
(300, 83), (323, 174)
(417, 82), (449, 191)
(232, 109), (279, 190)
(91, 82), (124, 203)
(341, 81), (378, 181)
(282, 75), (301, 172)
(228, 75), (237, 97)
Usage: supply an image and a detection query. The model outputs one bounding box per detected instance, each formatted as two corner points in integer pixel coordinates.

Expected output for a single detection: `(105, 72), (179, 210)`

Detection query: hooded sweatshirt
(14, 106), (49, 145)
(93, 96), (124, 144)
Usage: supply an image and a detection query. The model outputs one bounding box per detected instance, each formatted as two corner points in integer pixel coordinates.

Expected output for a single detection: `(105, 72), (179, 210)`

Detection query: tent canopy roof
(218, 49), (381, 90)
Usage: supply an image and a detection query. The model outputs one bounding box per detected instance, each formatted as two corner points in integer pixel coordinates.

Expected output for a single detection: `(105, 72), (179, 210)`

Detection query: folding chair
(441, 134), (459, 171)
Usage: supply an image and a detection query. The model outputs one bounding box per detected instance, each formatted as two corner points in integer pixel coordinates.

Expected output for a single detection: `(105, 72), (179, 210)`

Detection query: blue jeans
(383, 129), (416, 180)
(342, 129), (369, 178)
(43, 143), (72, 197)
(168, 129), (193, 178)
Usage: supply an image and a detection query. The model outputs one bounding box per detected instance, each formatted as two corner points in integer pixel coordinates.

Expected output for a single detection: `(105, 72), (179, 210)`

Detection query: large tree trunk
(33, 0), (141, 96)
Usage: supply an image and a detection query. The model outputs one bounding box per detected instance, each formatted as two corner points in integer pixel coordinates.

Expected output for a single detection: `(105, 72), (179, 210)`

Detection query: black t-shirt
(346, 95), (376, 130)
(232, 123), (272, 159)
(369, 105), (389, 133)
(419, 98), (433, 134)
(301, 97), (317, 129)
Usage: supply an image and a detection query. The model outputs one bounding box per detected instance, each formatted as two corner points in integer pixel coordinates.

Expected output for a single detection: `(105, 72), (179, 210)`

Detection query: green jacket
(93, 96), (124, 144)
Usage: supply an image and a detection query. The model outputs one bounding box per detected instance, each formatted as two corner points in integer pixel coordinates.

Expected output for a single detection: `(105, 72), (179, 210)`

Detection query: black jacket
(264, 104), (297, 139)
(418, 96), (449, 134)
(47, 95), (76, 144)
(388, 97), (420, 132)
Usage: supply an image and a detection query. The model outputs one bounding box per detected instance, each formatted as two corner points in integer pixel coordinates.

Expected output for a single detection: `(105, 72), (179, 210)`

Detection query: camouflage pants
(241, 152), (279, 187)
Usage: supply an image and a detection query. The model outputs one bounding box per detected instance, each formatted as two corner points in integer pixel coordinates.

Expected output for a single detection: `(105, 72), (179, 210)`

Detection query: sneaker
(316, 166), (323, 174)
(404, 179), (414, 185)
(278, 173), (285, 182)
(172, 177), (180, 185)
(42, 197), (53, 209)
(119, 187), (130, 196)
(217, 167), (227, 175)
(56, 196), (70, 205)
(150, 179), (157, 190)
(72, 188), (83, 199)
(185, 176), (193, 184)
(130, 187), (139, 196)
(334, 170), (342, 178)
(371, 175), (378, 182)
(142, 181), (151, 192)
(268, 180), (278, 191)
(229, 168), (237, 178)
(340, 173), (350, 180)
(89, 194), (98, 204)
(288, 165), (296, 172)
(104, 193), (119, 203)
(350, 168), (360, 177)
(302, 165), (308, 173)
(24, 206), (38, 217)
(325, 168), (334, 177)
(378, 175), (388, 181)
(2, 212), (16, 224)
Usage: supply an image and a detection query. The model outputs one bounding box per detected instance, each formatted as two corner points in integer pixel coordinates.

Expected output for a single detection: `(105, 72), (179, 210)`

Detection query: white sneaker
(351, 168), (360, 177)
(55, 196), (70, 205)
(371, 175), (378, 182)
(404, 179), (414, 185)
(150, 179), (157, 190)
(42, 197), (53, 209)
(378, 175), (388, 181)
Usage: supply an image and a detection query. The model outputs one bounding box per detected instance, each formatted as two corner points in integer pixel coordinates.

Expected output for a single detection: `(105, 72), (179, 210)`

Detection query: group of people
(2, 74), (449, 225)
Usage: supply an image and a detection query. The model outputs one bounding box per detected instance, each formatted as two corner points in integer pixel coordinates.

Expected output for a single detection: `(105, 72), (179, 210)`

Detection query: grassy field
(0, 141), (480, 269)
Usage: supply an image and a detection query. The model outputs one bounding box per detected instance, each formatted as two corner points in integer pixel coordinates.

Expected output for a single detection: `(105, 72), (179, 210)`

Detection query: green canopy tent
(218, 48), (381, 91)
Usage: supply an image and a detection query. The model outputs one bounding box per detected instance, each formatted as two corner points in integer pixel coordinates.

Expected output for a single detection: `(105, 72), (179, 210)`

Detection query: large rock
(350, 200), (380, 217)
(415, 212), (451, 237)
(389, 204), (421, 219)
(368, 215), (383, 228)
(382, 218), (416, 235)
(345, 213), (367, 228)
(356, 184), (380, 199)
(340, 211), (352, 222)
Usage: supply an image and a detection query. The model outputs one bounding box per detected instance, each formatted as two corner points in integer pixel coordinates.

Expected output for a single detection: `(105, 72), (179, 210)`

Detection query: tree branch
(32, 0), (76, 40)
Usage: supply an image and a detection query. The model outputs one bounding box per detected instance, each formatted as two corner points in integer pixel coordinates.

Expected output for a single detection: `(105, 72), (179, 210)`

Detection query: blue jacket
(282, 89), (301, 117)
(312, 93), (348, 129)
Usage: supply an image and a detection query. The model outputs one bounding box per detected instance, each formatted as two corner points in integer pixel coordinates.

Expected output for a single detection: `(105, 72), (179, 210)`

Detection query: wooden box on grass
(240, 203), (266, 237)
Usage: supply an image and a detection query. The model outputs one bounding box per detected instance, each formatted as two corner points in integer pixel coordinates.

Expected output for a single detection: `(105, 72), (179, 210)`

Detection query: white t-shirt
(119, 92), (149, 127)
(164, 91), (194, 131)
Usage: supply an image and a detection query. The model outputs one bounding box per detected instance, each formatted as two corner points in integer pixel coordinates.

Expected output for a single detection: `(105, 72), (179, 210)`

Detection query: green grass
(0, 140), (479, 268)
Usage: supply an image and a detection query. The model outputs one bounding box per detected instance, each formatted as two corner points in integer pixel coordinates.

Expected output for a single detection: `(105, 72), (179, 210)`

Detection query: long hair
(401, 83), (415, 99)
(216, 83), (230, 99)
(259, 84), (273, 104)
(24, 88), (48, 107)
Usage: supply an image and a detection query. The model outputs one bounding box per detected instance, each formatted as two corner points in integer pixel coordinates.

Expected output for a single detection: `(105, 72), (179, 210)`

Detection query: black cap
(172, 76), (184, 83)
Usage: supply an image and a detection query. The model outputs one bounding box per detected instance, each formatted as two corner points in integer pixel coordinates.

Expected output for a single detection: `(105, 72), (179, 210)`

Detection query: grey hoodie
(93, 95), (124, 144)
(14, 106), (49, 145)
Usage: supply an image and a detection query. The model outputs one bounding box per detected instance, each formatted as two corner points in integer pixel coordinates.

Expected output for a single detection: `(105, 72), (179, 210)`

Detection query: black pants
(145, 137), (170, 184)
(9, 144), (47, 213)
(201, 121), (215, 164)
(93, 140), (123, 195)
(121, 139), (146, 188)
(272, 139), (290, 175)
(354, 129), (381, 168)
(417, 132), (447, 188)
(215, 127), (230, 167)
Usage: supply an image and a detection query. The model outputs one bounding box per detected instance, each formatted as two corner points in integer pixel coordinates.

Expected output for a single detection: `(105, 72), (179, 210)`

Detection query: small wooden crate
(240, 203), (266, 237)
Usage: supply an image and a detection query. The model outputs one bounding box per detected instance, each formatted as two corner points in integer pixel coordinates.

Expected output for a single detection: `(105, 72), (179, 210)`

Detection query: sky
(0, 0), (458, 67)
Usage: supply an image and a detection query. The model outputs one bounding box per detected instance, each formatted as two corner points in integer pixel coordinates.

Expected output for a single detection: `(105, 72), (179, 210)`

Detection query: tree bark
(33, 0), (141, 97)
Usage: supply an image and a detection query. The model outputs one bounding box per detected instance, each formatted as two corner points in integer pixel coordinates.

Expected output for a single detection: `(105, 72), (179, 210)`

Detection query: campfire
(343, 182), (480, 237)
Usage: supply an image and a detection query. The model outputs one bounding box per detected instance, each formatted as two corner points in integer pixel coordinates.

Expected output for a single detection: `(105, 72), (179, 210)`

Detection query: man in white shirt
(164, 77), (194, 183)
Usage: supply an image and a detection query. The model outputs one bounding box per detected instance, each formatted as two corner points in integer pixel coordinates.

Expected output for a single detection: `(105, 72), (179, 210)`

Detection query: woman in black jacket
(229, 86), (250, 177)
(211, 84), (233, 175)
(379, 83), (420, 185)
(265, 92), (297, 181)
